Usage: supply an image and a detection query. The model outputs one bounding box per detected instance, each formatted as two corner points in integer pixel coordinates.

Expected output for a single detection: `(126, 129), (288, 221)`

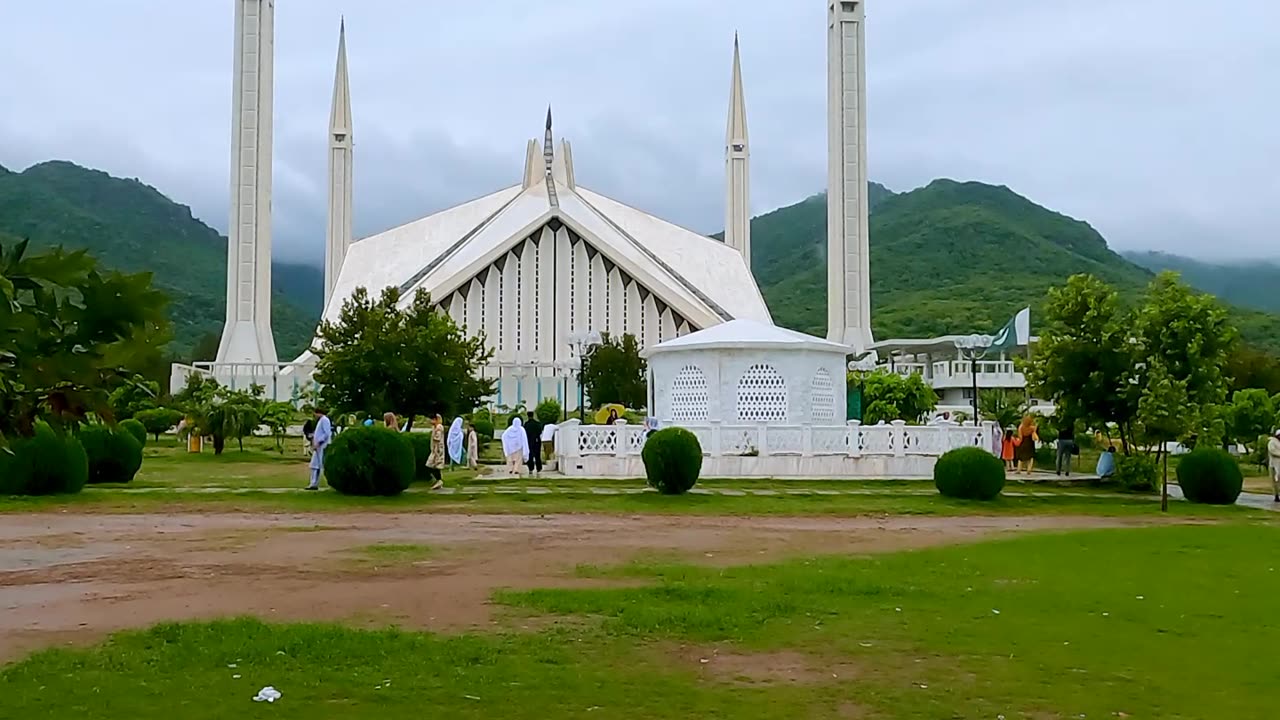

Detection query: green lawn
(4, 523), (1278, 718)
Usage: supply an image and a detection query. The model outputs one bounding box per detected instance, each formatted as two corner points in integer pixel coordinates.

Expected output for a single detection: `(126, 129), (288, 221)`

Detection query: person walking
(305, 407), (332, 490)
(1056, 422), (1077, 477)
(1268, 429), (1280, 502)
(1014, 415), (1039, 476)
(1000, 428), (1017, 471)
(425, 414), (446, 490)
(466, 422), (480, 470)
(383, 412), (399, 430)
(524, 411), (544, 476)
(501, 417), (530, 477)
(302, 415), (316, 457)
(447, 417), (464, 467)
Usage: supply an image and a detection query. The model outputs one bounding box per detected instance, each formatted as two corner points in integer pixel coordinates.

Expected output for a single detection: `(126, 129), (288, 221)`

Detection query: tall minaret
(218, 0), (278, 364)
(826, 0), (873, 352)
(325, 18), (354, 308)
(724, 34), (751, 269)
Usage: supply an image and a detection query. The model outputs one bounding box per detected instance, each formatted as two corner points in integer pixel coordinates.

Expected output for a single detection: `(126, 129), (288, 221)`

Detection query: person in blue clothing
(306, 407), (333, 490)
(1095, 446), (1117, 481)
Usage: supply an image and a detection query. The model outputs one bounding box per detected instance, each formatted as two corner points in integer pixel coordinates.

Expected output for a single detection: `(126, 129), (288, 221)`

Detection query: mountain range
(2, 160), (1278, 360)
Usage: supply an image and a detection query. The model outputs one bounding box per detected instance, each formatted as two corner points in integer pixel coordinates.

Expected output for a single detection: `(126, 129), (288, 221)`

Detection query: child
(1001, 428), (1017, 471)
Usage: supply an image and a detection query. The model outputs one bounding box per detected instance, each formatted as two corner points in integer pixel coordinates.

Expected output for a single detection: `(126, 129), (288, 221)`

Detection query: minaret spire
(724, 33), (751, 269)
(325, 16), (354, 309)
(543, 105), (559, 208)
(218, 0), (278, 364)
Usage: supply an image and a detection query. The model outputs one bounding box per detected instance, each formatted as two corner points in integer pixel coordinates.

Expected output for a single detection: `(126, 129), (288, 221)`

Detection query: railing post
(847, 420), (861, 458)
(614, 419), (628, 459)
(561, 419), (581, 460)
(758, 423), (769, 457)
(710, 420), (722, 457)
(892, 420), (907, 458)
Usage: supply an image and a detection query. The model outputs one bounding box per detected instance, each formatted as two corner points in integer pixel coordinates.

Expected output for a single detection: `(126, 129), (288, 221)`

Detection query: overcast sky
(2, 0), (1276, 265)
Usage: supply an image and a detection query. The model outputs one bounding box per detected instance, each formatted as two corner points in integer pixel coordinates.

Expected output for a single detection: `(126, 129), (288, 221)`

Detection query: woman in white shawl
(446, 418), (464, 467)
(501, 417), (530, 476)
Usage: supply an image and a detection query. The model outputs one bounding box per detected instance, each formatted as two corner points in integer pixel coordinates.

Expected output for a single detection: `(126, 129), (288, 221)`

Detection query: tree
(979, 389), (1030, 429)
(312, 286), (495, 428)
(173, 375), (264, 454)
(856, 371), (938, 425)
(1135, 360), (1193, 511)
(1029, 272), (1237, 454)
(1228, 389), (1275, 450)
(1027, 275), (1139, 445)
(580, 332), (647, 410)
(1226, 345), (1280, 395)
(134, 408), (183, 442)
(259, 401), (296, 452)
(108, 377), (160, 420)
(0, 237), (168, 446)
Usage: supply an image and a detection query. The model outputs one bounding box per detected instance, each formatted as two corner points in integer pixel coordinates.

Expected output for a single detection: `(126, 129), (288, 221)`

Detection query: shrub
(324, 426), (415, 496)
(80, 425), (144, 485)
(535, 398), (562, 425)
(407, 431), (434, 480)
(0, 424), (89, 496)
(934, 447), (1006, 500)
(119, 418), (148, 447)
(1176, 448), (1244, 505)
(641, 427), (703, 495)
(135, 408), (184, 442)
(1116, 453), (1159, 493)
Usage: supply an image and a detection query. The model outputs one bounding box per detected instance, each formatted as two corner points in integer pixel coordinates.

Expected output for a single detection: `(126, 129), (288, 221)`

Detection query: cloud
(1, 0), (1275, 264)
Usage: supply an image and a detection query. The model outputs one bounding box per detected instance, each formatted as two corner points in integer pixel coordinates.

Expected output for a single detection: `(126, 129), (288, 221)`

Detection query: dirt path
(0, 512), (1138, 663)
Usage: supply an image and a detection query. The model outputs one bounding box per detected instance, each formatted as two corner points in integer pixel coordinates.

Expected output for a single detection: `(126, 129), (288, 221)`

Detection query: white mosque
(173, 0), (881, 413)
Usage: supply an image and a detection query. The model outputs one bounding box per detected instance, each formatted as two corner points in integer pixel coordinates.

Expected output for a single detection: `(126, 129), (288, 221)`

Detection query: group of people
(999, 415), (1044, 475)
(500, 412), (557, 477)
(303, 407), (483, 492)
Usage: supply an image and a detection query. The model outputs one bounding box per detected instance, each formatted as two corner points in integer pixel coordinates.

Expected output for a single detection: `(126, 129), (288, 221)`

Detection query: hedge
(119, 418), (148, 447)
(640, 427), (703, 495)
(80, 425), (144, 485)
(1176, 448), (1243, 505)
(0, 424), (89, 496)
(407, 432), (434, 480)
(934, 446), (1005, 500)
(323, 426), (415, 496)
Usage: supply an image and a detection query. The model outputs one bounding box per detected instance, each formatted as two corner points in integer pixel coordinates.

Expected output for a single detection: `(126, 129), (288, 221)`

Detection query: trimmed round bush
(535, 398), (562, 426)
(1176, 448), (1243, 505)
(934, 446), (1006, 500)
(407, 431), (434, 480)
(641, 427), (703, 495)
(119, 418), (148, 447)
(1116, 453), (1158, 493)
(0, 424), (87, 496)
(469, 410), (495, 443)
(324, 426), (415, 496)
(80, 425), (144, 485)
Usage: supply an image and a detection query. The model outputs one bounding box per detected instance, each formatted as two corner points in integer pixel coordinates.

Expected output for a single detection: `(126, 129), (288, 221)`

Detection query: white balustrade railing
(558, 419), (999, 461)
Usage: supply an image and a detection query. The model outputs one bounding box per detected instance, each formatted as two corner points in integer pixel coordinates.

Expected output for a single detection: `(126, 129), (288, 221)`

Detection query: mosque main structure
(189, 0), (874, 411)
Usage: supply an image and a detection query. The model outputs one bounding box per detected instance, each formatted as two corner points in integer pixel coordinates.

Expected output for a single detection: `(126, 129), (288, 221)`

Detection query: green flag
(991, 307), (1030, 351)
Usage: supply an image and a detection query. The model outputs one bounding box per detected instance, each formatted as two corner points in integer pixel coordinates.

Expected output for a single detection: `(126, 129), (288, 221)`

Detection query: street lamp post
(568, 331), (601, 422)
(953, 334), (994, 424)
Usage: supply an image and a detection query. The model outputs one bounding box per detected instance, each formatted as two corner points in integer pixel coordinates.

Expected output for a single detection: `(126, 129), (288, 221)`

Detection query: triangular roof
(321, 124), (772, 335)
(646, 319), (851, 356)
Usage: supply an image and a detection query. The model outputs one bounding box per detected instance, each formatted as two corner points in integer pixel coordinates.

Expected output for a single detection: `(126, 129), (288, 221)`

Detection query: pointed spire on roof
(543, 104), (559, 208)
(725, 33), (748, 147)
(724, 33), (751, 267)
(330, 17), (352, 139)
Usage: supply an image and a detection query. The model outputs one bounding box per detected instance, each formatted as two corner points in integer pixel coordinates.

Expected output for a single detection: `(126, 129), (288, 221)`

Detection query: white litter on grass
(232, 674), (242, 680)
(1136, 596), (1144, 600)
(992, 609), (1001, 615)
(464, 695), (481, 701)
(252, 687), (282, 703)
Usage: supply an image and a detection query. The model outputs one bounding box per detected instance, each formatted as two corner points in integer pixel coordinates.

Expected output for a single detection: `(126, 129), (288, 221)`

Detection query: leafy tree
(1226, 345), (1280, 395)
(312, 286), (494, 428)
(1030, 272), (1237, 453)
(134, 408), (183, 442)
(108, 377), (160, 420)
(979, 389), (1030, 429)
(855, 371), (938, 425)
(535, 397), (563, 425)
(0, 237), (168, 446)
(174, 375), (264, 454)
(580, 333), (647, 410)
(259, 401), (296, 452)
(1135, 360), (1193, 511)
(1027, 275), (1138, 444)
(1228, 389), (1275, 450)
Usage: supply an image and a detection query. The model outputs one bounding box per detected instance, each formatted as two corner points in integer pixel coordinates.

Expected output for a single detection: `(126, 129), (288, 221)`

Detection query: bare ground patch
(0, 512), (1142, 663)
(670, 642), (864, 687)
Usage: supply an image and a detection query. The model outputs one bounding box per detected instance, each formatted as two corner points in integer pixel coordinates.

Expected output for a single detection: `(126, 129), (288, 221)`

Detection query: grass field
(4, 523), (1278, 718)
